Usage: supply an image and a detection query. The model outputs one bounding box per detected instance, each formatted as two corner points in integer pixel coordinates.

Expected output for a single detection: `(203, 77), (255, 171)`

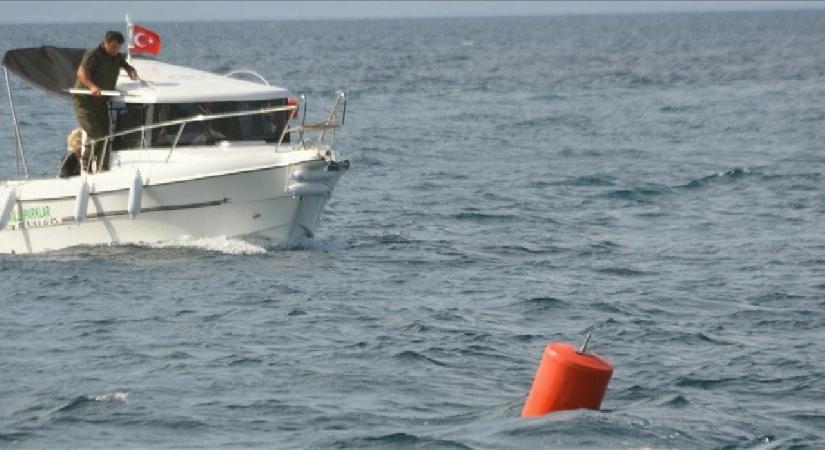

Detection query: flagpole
(125, 14), (133, 62)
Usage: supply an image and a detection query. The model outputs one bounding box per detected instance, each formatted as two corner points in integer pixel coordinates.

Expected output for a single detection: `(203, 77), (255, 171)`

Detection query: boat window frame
(94, 101), (295, 153)
(149, 99), (290, 149)
(110, 102), (151, 150)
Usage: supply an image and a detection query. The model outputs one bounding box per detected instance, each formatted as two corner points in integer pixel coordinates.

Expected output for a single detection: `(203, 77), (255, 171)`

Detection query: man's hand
(128, 67), (139, 81)
(90, 85), (101, 96)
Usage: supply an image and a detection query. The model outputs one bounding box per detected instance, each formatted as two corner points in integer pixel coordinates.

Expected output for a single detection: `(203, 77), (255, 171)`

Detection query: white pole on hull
(75, 178), (90, 224)
(0, 188), (16, 230)
(127, 170), (143, 219)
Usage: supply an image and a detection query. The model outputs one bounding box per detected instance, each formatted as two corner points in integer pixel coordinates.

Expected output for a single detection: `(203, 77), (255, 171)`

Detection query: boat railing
(223, 70), (271, 86)
(84, 104), (293, 171)
(277, 91), (346, 152)
(83, 92), (346, 173)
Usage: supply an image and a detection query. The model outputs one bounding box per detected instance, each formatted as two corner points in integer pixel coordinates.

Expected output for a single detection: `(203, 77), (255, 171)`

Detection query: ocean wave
(674, 375), (742, 389)
(680, 167), (753, 189)
(593, 267), (654, 277)
(394, 350), (449, 367)
(119, 417), (209, 430)
(0, 432), (30, 444)
(373, 232), (414, 244)
(227, 356), (264, 366)
(554, 174), (617, 187)
(278, 236), (350, 251)
(333, 432), (473, 449)
(400, 320), (431, 333)
(520, 296), (567, 311)
(454, 211), (517, 222)
(354, 155), (385, 167)
(748, 291), (807, 304)
(658, 394), (691, 408)
(660, 104), (702, 113)
(482, 244), (560, 256)
(514, 114), (592, 129)
(56, 391), (129, 413)
(287, 308), (307, 316)
(606, 185), (673, 201)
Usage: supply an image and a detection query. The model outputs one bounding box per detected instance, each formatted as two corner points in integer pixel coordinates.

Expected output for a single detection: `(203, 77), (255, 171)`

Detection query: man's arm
(119, 55), (139, 81)
(76, 50), (102, 96)
(76, 65), (101, 96)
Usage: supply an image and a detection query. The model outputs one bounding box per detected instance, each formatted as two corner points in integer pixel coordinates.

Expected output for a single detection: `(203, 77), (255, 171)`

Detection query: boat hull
(0, 152), (345, 254)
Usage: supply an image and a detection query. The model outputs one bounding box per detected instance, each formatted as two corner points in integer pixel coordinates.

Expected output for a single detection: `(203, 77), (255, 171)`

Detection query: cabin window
(112, 103), (148, 150)
(150, 99), (290, 147)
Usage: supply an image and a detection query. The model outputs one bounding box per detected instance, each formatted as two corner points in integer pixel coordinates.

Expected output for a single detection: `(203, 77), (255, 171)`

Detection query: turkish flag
(131, 24), (161, 56)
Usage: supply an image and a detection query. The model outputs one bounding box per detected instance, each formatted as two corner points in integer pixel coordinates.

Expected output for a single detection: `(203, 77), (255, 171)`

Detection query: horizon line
(1, 6), (824, 25)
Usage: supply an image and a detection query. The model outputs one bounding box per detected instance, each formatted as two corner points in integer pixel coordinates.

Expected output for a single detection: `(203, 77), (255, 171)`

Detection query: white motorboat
(0, 29), (349, 254)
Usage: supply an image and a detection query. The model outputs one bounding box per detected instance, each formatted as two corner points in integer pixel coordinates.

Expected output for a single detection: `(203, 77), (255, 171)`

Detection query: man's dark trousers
(73, 98), (109, 171)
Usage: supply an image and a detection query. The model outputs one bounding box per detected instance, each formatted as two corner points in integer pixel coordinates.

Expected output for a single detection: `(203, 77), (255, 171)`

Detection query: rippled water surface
(1, 11), (825, 448)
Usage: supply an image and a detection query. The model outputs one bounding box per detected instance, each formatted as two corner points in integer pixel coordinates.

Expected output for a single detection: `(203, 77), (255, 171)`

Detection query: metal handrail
(315, 91), (346, 146)
(82, 92), (346, 172)
(89, 94), (345, 149)
(300, 94), (307, 146)
(89, 104), (296, 172)
(224, 70), (271, 86)
(275, 93), (347, 152)
(88, 104), (296, 146)
(165, 122), (188, 163)
(3, 67), (29, 179)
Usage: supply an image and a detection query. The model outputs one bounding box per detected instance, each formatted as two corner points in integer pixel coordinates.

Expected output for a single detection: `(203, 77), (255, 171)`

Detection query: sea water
(1, 12), (824, 448)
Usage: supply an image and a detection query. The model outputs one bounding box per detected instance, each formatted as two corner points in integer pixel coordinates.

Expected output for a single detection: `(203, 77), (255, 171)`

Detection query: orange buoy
(522, 335), (613, 417)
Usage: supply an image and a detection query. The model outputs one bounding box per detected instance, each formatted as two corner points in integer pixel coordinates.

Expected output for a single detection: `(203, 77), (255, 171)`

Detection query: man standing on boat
(73, 31), (139, 172)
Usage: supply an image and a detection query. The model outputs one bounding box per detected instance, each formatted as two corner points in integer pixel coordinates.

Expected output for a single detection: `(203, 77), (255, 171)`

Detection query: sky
(1, 1), (825, 23)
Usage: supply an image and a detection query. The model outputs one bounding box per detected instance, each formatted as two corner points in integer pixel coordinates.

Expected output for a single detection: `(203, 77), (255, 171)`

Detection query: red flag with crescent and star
(131, 24), (161, 56)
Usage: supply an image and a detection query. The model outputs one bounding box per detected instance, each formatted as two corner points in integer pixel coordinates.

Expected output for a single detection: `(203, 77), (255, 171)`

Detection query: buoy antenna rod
(578, 331), (592, 354)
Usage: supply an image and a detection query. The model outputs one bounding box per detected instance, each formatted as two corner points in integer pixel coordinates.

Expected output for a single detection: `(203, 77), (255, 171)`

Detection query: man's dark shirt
(73, 45), (134, 112)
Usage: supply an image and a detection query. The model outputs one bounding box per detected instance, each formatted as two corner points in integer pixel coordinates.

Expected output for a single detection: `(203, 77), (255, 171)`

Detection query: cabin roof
(117, 58), (289, 103)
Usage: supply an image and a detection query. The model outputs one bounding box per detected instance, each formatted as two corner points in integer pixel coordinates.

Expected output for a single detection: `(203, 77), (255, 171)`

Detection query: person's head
(102, 31), (125, 56)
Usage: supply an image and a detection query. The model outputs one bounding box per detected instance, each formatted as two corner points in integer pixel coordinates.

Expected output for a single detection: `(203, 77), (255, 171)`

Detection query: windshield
(112, 99), (290, 150)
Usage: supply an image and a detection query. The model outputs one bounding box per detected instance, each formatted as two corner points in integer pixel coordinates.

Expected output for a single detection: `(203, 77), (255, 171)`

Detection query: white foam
(91, 391), (129, 402)
(148, 235), (267, 255)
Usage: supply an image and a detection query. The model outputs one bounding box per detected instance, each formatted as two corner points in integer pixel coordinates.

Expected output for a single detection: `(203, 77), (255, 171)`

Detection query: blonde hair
(67, 128), (84, 155)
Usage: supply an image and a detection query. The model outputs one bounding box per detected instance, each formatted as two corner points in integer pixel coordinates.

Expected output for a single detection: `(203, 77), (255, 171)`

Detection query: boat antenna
(125, 14), (133, 63)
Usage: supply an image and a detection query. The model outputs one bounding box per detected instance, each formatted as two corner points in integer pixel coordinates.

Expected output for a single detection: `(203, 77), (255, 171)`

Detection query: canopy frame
(3, 66), (29, 179)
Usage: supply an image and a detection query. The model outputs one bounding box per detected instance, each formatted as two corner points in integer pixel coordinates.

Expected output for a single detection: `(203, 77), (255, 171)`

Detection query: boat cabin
(110, 59), (294, 151)
(3, 45), (345, 182)
(2, 47), (297, 177)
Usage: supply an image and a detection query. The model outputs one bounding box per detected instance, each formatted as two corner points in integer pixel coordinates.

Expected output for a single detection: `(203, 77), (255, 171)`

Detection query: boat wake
(39, 235), (347, 257)
(147, 235), (267, 255)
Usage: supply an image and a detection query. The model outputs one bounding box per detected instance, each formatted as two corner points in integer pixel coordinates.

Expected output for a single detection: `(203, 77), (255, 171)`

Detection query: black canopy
(2, 46), (86, 98)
